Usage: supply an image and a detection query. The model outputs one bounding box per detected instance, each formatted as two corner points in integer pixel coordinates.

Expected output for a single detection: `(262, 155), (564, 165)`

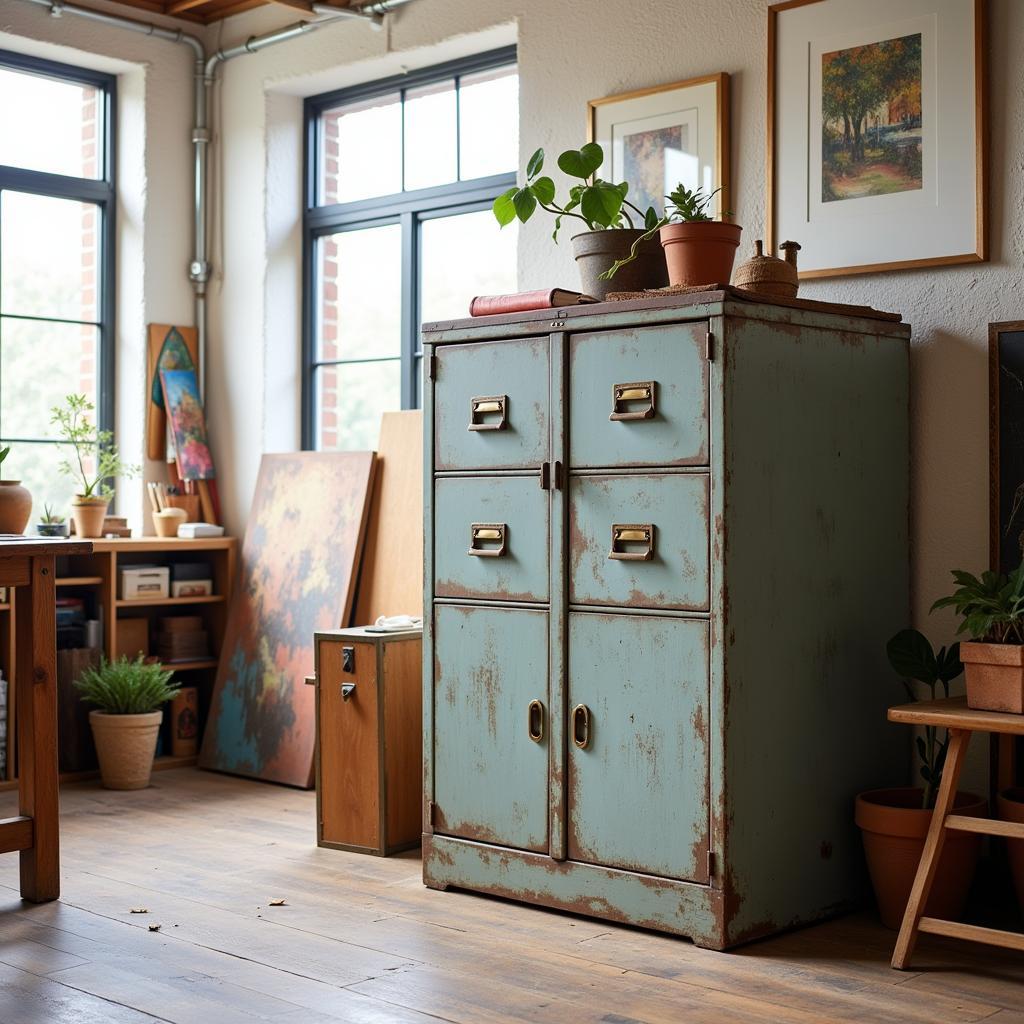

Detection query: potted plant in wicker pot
(854, 629), (987, 928)
(51, 394), (137, 539)
(0, 446), (32, 535)
(493, 143), (667, 300)
(931, 562), (1024, 713)
(75, 656), (179, 790)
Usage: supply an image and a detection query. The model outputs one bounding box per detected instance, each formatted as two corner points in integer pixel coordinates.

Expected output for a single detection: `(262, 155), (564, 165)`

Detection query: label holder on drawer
(608, 523), (655, 561)
(468, 522), (508, 558)
(468, 394), (508, 431)
(610, 381), (656, 421)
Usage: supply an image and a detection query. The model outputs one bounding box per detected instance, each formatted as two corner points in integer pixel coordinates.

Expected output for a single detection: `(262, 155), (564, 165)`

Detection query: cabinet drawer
(569, 323), (709, 469)
(569, 473), (709, 611)
(434, 337), (549, 471)
(435, 476), (549, 603)
(568, 612), (710, 883)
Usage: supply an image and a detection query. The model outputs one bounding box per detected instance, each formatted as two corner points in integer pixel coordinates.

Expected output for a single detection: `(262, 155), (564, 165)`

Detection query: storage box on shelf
(0, 535), (236, 788)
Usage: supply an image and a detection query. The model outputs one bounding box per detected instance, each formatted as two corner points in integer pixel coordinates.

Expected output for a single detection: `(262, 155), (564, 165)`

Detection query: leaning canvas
(199, 451), (376, 787)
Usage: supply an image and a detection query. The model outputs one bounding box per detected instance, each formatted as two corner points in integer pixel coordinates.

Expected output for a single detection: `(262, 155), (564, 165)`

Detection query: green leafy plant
(75, 655), (179, 715)
(0, 445), (10, 477)
(931, 563), (1024, 644)
(39, 504), (65, 525)
(493, 144), (659, 246)
(50, 394), (137, 500)
(886, 628), (963, 808)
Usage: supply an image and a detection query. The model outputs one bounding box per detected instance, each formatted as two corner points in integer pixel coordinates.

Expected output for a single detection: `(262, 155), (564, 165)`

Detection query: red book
(469, 289), (597, 317)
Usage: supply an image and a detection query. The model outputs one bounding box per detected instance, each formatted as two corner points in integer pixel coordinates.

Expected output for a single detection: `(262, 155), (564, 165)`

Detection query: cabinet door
(568, 613), (710, 883)
(432, 604), (549, 853)
(434, 337), (549, 471)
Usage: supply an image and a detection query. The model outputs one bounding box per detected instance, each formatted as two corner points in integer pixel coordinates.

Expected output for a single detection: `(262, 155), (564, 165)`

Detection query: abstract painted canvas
(160, 368), (214, 480)
(199, 451), (376, 787)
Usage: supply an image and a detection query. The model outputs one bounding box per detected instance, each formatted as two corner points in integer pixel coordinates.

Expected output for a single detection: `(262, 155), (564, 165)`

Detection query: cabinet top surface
(316, 626), (423, 643)
(0, 536), (92, 557)
(90, 536), (237, 552)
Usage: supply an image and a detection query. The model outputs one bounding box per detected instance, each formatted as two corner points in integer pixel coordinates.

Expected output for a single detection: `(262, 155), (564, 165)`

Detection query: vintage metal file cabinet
(421, 292), (910, 948)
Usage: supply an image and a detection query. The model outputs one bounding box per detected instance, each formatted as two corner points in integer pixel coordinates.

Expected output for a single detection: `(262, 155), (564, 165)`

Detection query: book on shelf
(468, 288), (597, 317)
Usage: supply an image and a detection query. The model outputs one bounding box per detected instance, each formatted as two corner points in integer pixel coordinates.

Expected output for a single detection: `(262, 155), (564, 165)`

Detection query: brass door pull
(469, 394), (508, 431)
(572, 703), (591, 749)
(468, 522), (507, 557)
(610, 381), (656, 421)
(527, 699), (545, 743)
(609, 523), (655, 561)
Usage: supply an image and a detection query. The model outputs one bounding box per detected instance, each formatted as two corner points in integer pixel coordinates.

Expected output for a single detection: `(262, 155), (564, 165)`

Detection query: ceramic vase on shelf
(71, 495), (110, 539)
(660, 220), (742, 288)
(571, 229), (668, 301)
(0, 480), (32, 535)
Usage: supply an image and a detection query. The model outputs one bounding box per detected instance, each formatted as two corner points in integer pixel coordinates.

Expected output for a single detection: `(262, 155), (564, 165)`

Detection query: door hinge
(427, 353), (438, 381)
(552, 460), (563, 491)
(707, 850), (716, 879)
(539, 461), (550, 490)
(428, 800), (437, 826)
(705, 332), (715, 361)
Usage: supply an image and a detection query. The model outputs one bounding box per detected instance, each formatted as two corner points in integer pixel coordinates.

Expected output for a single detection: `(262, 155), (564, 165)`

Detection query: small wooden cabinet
(314, 627), (422, 856)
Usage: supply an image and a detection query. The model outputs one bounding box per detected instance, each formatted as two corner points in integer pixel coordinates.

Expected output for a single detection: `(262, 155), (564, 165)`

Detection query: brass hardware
(527, 699), (545, 743)
(469, 394), (508, 431)
(572, 704), (591, 749)
(468, 522), (507, 557)
(609, 523), (655, 561)
(341, 683), (356, 701)
(610, 380), (656, 421)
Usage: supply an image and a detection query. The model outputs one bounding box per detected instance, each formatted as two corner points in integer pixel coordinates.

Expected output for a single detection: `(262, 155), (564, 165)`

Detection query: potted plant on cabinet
(931, 563), (1024, 713)
(51, 394), (137, 539)
(36, 505), (69, 538)
(0, 446), (32, 535)
(493, 143), (668, 300)
(854, 628), (987, 929)
(75, 655), (179, 790)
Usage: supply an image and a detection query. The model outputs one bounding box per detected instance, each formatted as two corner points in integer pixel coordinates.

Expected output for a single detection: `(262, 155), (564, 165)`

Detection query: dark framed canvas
(990, 322), (1024, 573)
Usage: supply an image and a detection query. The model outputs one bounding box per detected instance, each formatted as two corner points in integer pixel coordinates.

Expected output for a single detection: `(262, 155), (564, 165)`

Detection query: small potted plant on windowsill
(75, 655), (179, 790)
(854, 629), (986, 929)
(493, 143), (668, 300)
(931, 562), (1024, 713)
(0, 446), (32, 535)
(36, 505), (69, 539)
(51, 394), (137, 539)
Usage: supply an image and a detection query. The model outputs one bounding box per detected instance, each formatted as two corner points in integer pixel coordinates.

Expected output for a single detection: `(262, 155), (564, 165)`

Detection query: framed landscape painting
(768, 0), (987, 278)
(588, 73), (730, 221)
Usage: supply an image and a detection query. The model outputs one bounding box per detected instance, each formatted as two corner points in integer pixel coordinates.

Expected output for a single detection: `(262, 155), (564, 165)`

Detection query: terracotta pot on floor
(0, 480), (32, 534)
(997, 787), (1024, 913)
(89, 710), (163, 790)
(660, 221), (742, 288)
(960, 642), (1024, 712)
(571, 229), (668, 301)
(71, 495), (110, 539)
(855, 787), (987, 929)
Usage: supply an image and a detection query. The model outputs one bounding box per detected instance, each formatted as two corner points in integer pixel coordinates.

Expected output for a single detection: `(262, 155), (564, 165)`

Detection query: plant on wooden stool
(76, 656), (179, 790)
(931, 562), (1024, 713)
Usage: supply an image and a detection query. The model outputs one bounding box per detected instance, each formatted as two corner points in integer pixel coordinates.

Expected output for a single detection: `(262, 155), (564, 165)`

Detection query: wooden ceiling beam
(165, 0), (210, 15)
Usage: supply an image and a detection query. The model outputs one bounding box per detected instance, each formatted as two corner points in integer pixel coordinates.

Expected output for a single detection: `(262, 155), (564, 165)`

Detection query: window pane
(1, 318), (99, 440)
(459, 66), (518, 181)
(0, 66), (103, 179)
(420, 210), (518, 323)
(315, 360), (400, 451)
(403, 79), (457, 192)
(1, 192), (101, 322)
(0, 441), (71, 525)
(317, 224), (402, 362)
(321, 93), (401, 204)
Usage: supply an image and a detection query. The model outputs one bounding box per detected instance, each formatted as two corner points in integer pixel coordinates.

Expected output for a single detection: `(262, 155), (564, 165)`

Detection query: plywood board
(199, 451), (376, 788)
(354, 411), (423, 625)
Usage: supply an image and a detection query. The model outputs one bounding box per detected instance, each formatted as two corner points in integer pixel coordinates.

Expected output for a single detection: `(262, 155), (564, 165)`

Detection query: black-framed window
(0, 49), (116, 519)
(303, 47), (518, 450)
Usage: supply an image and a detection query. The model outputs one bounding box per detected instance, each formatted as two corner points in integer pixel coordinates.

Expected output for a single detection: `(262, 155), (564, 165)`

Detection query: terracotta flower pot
(960, 642), (1024, 713)
(855, 787), (987, 929)
(0, 480), (32, 535)
(660, 221), (742, 288)
(89, 709), (162, 790)
(71, 495), (110, 539)
(571, 229), (668, 301)
(997, 788), (1024, 913)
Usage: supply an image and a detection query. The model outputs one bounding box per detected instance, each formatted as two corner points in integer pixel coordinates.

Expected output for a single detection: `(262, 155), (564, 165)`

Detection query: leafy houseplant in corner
(51, 393), (137, 539)
(493, 144), (668, 301)
(854, 629), (987, 929)
(36, 505), (69, 539)
(932, 563), (1024, 712)
(76, 656), (179, 790)
(0, 446), (32, 535)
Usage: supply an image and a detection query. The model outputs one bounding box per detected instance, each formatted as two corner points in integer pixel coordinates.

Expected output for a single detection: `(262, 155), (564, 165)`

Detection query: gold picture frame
(767, 0), (988, 279)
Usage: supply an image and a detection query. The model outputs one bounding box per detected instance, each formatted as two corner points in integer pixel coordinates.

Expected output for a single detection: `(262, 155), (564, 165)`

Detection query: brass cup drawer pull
(468, 522), (507, 557)
(608, 523), (655, 561)
(572, 703), (591, 749)
(469, 394), (508, 431)
(527, 699), (545, 743)
(610, 380), (656, 421)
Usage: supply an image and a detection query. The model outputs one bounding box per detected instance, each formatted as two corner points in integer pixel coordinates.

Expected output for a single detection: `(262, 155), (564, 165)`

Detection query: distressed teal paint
(569, 323), (709, 469)
(434, 336), (549, 471)
(434, 475), (549, 603)
(432, 604), (549, 853)
(423, 295), (910, 949)
(568, 613), (710, 882)
(569, 473), (710, 610)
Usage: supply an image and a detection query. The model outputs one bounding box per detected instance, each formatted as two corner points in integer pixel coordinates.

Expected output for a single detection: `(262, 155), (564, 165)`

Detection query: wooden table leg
(891, 727), (971, 970)
(15, 555), (59, 902)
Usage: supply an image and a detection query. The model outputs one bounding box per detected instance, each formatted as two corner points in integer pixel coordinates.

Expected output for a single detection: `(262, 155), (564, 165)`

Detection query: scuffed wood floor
(2, 769), (1023, 1023)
